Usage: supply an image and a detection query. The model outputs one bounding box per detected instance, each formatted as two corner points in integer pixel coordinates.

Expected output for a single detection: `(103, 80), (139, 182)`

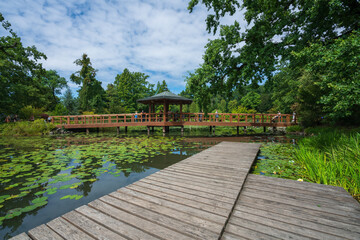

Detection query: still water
(0, 130), (294, 239)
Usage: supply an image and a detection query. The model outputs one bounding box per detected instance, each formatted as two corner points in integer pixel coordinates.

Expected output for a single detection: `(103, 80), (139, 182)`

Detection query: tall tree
(113, 68), (154, 112)
(62, 88), (78, 115)
(155, 80), (168, 94)
(70, 54), (105, 113)
(38, 70), (67, 110)
(0, 13), (47, 114)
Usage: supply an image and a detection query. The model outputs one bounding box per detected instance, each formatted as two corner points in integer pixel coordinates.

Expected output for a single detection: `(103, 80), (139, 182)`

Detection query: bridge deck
(11, 142), (360, 240)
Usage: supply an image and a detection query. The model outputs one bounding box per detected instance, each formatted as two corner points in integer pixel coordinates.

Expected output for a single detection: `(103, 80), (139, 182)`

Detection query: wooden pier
(11, 142), (360, 240)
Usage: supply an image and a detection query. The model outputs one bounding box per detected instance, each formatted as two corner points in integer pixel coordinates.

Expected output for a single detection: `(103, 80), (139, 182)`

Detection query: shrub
(0, 120), (55, 136)
(286, 125), (303, 133)
(19, 106), (44, 120)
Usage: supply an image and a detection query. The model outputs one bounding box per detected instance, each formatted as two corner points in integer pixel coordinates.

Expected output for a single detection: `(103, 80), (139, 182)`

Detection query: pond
(0, 130), (297, 239)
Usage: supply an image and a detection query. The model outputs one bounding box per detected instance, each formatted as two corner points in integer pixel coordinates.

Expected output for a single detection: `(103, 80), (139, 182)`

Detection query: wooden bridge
(51, 113), (297, 133)
(11, 142), (360, 240)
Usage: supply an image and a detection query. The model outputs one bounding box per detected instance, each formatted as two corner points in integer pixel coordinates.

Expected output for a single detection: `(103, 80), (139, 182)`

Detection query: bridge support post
(147, 126), (150, 135)
(263, 126), (266, 133)
(125, 126), (128, 133)
(163, 126), (166, 133)
(237, 126), (239, 136)
(181, 126), (184, 132)
(86, 128), (89, 135)
(96, 128), (99, 133)
(243, 126), (247, 134)
(152, 126), (154, 132)
(209, 126), (212, 133)
(213, 126), (215, 134)
(117, 127), (120, 134)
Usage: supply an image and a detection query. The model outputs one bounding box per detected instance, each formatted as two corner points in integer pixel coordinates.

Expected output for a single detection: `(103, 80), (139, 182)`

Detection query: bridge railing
(51, 113), (296, 125)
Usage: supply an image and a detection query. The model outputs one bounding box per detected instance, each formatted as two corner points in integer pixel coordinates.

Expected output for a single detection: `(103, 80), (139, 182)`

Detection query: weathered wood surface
(11, 142), (259, 240)
(222, 174), (360, 240)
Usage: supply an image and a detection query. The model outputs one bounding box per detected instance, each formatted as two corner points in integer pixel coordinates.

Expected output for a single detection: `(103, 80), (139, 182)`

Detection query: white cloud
(1, 0), (244, 94)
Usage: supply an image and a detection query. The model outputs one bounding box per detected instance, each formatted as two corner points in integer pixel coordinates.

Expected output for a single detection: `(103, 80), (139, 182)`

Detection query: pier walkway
(11, 142), (360, 240)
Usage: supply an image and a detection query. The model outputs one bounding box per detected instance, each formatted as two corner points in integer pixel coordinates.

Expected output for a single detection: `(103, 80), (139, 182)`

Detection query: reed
(295, 131), (360, 201)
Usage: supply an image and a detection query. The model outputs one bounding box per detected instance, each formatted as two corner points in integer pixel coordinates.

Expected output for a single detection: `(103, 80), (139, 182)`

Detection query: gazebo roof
(137, 91), (193, 104)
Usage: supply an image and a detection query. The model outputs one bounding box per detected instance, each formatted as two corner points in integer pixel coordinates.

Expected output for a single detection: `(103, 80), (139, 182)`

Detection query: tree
(187, 0), (359, 97)
(62, 88), (78, 115)
(113, 68), (154, 112)
(70, 54), (106, 113)
(155, 80), (168, 94)
(240, 92), (261, 111)
(38, 70), (67, 110)
(0, 13), (47, 114)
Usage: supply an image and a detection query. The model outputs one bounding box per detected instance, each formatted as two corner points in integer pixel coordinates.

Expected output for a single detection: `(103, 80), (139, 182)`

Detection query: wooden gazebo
(137, 91), (192, 132)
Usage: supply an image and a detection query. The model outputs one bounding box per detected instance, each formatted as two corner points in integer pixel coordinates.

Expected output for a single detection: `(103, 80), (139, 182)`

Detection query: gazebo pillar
(148, 104), (151, 122)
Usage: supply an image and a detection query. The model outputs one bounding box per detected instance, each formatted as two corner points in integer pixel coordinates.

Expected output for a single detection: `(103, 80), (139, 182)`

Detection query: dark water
(0, 131), (295, 239)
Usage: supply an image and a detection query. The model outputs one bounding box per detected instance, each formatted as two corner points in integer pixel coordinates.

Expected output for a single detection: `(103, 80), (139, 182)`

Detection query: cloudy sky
(1, 0), (244, 95)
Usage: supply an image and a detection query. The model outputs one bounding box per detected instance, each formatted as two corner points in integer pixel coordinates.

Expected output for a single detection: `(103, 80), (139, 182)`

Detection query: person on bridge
(134, 111), (138, 122)
(215, 110), (219, 122)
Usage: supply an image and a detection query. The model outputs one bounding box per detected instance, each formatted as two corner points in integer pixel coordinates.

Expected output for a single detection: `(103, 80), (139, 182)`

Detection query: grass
(295, 130), (360, 201)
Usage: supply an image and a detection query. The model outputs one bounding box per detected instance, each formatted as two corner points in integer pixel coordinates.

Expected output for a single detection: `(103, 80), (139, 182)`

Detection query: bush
(0, 120), (55, 136)
(19, 106), (44, 120)
(286, 125), (303, 133)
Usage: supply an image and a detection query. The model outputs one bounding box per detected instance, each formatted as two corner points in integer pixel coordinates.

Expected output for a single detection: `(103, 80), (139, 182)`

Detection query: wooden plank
(88, 199), (193, 240)
(9, 233), (32, 240)
(168, 163), (246, 176)
(221, 232), (248, 240)
(62, 211), (127, 240)
(238, 195), (360, 229)
(119, 188), (227, 224)
(229, 217), (309, 240)
(163, 167), (244, 182)
(155, 169), (242, 188)
(224, 223), (279, 240)
(134, 180), (233, 209)
(144, 174), (239, 199)
(246, 174), (352, 196)
(154, 171), (246, 189)
(247, 175), (358, 204)
(110, 188), (224, 233)
(245, 181), (359, 208)
(140, 178), (235, 204)
(46, 217), (95, 240)
(76, 205), (158, 240)
(232, 209), (346, 240)
(100, 195), (219, 239)
(152, 170), (241, 190)
(28, 224), (63, 240)
(242, 187), (360, 218)
(234, 204), (360, 239)
(127, 183), (229, 216)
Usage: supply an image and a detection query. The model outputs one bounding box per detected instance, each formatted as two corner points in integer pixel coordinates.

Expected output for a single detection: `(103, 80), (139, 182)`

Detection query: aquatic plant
(295, 132), (360, 201)
(252, 143), (304, 180)
(0, 135), (202, 226)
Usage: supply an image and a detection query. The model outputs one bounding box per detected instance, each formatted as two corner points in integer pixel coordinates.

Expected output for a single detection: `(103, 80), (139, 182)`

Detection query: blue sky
(1, 0), (244, 94)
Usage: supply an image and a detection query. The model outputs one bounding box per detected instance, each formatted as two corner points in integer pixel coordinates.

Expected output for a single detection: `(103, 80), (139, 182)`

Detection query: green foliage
(70, 54), (106, 113)
(53, 103), (68, 116)
(0, 135), (203, 225)
(228, 100), (238, 113)
(286, 125), (303, 133)
(240, 92), (261, 111)
(187, 0), (360, 125)
(295, 132), (360, 201)
(37, 70), (68, 110)
(113, 68), (154, 113)
(252, 143), (303, 180)
(0, 13), (49, 114)
(0, 120), (55, 136)
(19, 106), (44, 120)
(62, 88), (78, 115)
